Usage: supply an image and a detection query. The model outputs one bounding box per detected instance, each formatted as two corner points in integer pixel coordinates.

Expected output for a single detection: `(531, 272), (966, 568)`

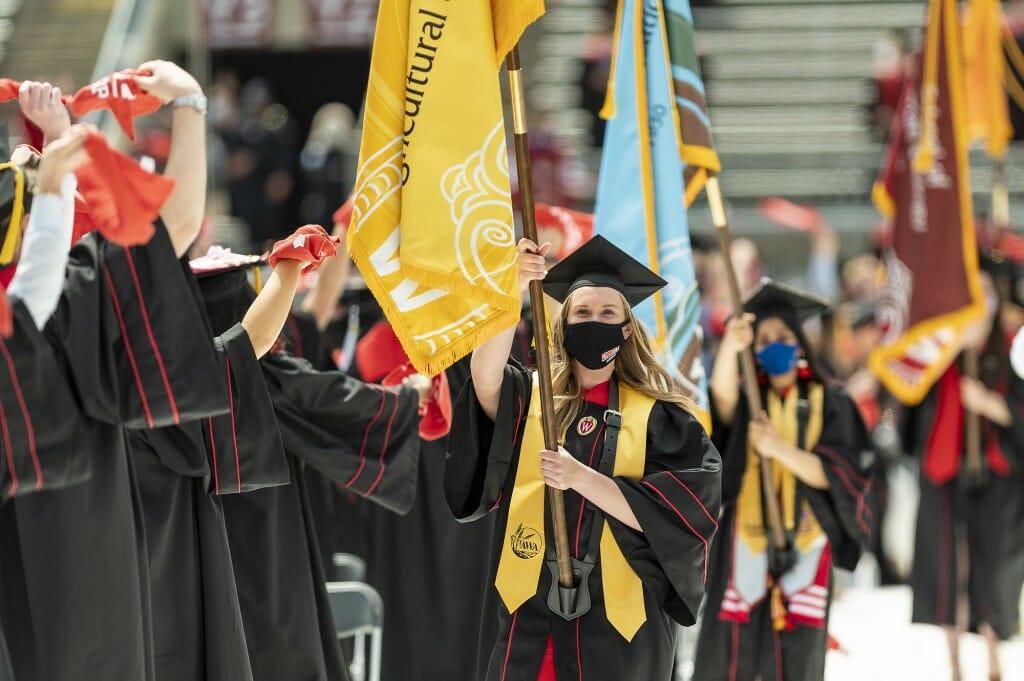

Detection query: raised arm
(242, 261), (302, 358)
(242, 224), (340, 358)
(710, 312), (754, 426)
(18, 80), (71, 146)
(299, 217), (351, 330)
(6, 125), (89, 329)
(471, 238), (549, 420)
(134, 61), (206, 257)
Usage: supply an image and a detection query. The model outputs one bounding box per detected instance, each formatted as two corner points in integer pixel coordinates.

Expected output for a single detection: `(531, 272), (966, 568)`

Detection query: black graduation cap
(190, 248), (267, 335)
(0, 125), (29, 266)
(743, 278), (829, 323)
(542, 235), (666, 306)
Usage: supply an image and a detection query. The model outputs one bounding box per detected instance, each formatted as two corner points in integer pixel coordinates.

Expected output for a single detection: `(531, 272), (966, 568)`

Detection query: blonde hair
(549, 289), (697, 442)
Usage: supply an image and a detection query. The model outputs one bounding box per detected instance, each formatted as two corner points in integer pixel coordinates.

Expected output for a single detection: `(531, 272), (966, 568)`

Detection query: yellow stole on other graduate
(494, 375), (654, 641)
(735, 383), (826, 627)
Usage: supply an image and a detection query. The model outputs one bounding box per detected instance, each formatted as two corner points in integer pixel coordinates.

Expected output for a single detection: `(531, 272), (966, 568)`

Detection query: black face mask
(563, 320), (629, 370)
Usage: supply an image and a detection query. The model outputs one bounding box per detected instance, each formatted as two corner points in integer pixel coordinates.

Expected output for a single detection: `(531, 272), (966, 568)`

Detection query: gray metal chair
(326, 581), (382, 681)
(331, 552), (367, 583)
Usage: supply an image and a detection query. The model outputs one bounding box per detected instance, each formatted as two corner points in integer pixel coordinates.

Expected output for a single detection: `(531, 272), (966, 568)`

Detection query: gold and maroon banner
(201, 0), (275, 49)
(869, 0), (986, 405)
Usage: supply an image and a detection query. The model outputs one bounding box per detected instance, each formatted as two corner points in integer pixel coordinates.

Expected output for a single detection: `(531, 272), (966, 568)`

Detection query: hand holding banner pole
(706, 177), (788, 552)
(505, 46), (575, 594)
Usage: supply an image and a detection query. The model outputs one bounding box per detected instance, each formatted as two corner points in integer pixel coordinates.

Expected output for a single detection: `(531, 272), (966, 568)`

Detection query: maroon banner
(201, 0), (275, 49)
(869, 0), (985, 405)
(306, 0), (378, 48)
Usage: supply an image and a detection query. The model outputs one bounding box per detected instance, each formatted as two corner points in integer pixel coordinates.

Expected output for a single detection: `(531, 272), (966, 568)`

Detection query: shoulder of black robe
(205, 323), (290, 495)
(803, 383), (877, 570)
(260, 351), (421, 514)
(611, 401), (723, 626)
(0, 300), (88, 500)
(709, 384), (751, 507)
(282, 310), (328, 368)
(444, 359), (533, 522)
(45, 220), (229, 429)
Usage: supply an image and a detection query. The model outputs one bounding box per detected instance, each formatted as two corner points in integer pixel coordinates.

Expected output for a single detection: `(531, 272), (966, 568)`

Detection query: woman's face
(566, 286), (632, 340)
(753, 316), (799, 353)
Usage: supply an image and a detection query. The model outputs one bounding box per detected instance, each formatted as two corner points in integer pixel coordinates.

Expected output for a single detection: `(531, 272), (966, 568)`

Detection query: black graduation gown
(129, 322), (291, 681)
(0, 300), (88, 681)
(281, 308), (503, 681)
(901, 372), (1024, 640)
(693, 382), (875, 681)
(0, 224), (230, 681)
(444, 363), (722, 681)
(356, 359), (501, 681)
(222, 351), (421, 681)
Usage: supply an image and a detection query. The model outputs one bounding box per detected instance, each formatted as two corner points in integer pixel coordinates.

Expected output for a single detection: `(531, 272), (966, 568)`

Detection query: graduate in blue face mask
(693, 279), (876, 681)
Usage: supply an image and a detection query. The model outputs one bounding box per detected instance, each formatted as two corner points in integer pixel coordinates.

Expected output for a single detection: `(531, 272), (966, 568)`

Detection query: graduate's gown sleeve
(0, 300), (87, 499)
(443, 360), (533, 522)
(45, 221), (228, 429)
(610, 403), (723, 626)
(203, 323), (290, 494)
(260, 351), (422, 514)
(709, 385), (747, 507)
(803, 384), (876, 570)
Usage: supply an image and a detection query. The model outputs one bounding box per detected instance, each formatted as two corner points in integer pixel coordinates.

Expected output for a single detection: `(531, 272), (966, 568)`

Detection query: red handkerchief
(0, 287), (11, 338)
(381, 362), (453, 441)
(267, 224), (340, 272)
(0, 78), (20, 103)
(70, 191), (96, 246)
(355, 321), (408, 383)
(69, 71), (163, 142)
(74, 129), (175, 246)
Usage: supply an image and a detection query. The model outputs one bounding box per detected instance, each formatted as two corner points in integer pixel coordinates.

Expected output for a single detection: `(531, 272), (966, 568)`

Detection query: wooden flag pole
(705, 177), (788, 551)
(505, 46), (574, 590)
(992, 157), (1010, 229)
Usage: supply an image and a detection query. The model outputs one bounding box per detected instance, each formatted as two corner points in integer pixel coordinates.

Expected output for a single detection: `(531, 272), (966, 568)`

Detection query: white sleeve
(1012, 326), (1024, 380)
(6, 173), (77, 330)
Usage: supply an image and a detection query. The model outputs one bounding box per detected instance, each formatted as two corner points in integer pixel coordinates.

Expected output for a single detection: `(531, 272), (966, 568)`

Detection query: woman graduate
(900, 268), (1024, 681)
(445, 235), (722, 681)
(692, 280), (875, 681)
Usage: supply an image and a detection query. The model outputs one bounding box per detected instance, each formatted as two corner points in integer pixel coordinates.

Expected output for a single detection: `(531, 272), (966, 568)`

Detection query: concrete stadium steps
(0, 0), (112, 88)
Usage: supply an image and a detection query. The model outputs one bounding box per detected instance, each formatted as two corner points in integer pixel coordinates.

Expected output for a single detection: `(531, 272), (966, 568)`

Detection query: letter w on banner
(869, 0), (985, 405)
(593, 0), (720, 429)
(349, 0), (544, 375)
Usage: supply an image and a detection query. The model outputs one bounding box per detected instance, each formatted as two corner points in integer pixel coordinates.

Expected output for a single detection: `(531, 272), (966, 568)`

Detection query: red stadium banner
(201, 0), (275, 49)
(306, 0), (378, 48)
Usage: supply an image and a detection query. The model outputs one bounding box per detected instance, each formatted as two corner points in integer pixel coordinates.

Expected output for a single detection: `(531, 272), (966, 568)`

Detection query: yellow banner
(348, 0), (544, 375)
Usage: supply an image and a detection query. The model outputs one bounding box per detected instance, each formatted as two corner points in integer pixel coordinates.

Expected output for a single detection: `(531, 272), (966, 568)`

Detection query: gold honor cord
(0, 162), (25, 265)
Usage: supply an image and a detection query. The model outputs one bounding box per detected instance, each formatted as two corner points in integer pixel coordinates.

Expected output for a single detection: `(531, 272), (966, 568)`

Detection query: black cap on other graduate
(542, 235), (666, 306)
(0, 126), (30, 266)
(190, 247), (266, 336)
(743, 278), (829, 327)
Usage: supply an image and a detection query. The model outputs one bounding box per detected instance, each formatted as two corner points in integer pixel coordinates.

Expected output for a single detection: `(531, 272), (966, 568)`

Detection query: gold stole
(494, 375), (654, 641)
(737, 383), (826, 555)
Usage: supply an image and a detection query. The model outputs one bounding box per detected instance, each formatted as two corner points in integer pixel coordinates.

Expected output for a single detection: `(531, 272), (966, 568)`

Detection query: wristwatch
(171, 93), (207, 115)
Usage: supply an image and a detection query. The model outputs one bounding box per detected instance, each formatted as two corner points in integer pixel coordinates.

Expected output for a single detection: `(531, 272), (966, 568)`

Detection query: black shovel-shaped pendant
(545, 558), (593, 621)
